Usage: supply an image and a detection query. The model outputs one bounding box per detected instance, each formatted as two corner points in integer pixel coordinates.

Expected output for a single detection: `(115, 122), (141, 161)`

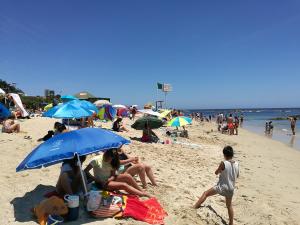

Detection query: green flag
(157, 82), (163, 90)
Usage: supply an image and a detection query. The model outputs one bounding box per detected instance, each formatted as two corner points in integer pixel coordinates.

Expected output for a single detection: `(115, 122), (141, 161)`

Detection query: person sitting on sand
(194, 146), (239, 225)
(2, 117), (20, 133)
(37, 122), (62, 142)
(56, 123), (68, 134)
(112, 117), (128, 132)
(142, 123), (159, 143)
(117, 148), (157, 189)
(85, 149), (151, 198)
(56, 155), (87, 196)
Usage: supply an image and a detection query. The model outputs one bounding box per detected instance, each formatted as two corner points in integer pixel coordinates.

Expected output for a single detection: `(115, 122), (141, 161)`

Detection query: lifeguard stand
(155, 100), (164, 111)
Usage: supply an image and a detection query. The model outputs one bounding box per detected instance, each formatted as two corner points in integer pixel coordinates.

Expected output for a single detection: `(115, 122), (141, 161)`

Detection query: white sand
(1, 117), (300, 225)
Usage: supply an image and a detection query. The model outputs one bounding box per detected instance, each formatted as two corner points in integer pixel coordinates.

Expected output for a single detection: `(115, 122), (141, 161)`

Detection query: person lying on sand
(37, 122), (62, 142)
(2, 117), (20, 133)
(117, 148), (157, 189)
(56, 155), (87, 196)
(85, 149), (151, 198)
(194, 146), (239, 225)
(112, 117), (128, 132)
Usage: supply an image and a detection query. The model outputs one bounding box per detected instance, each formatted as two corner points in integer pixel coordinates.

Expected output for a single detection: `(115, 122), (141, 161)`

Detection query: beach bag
(90, 194), (123, 218)
(90, 204), (122, 218)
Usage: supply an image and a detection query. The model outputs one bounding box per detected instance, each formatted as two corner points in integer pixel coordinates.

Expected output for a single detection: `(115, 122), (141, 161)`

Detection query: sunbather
(37, 122), (62, 142)
(117, 148), (157, 189)
(2, 117), (20, 133)
(85, 149), (151, 197)
(56, 155), (87, 196)
(112, 117), (128, 132)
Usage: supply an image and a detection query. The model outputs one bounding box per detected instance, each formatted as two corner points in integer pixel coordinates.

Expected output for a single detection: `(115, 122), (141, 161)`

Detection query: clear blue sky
(1, 0), (300, 109)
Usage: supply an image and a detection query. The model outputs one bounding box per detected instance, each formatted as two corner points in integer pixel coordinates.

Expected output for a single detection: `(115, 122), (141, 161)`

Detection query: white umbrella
(138, 109), (161, 117)
(0, 88), (5, 95)
(113, 104), (127, 109)
(94, 100), (112, 107)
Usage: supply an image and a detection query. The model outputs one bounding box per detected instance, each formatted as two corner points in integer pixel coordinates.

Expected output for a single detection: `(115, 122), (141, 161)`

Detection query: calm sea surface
(184, 108), (300, 151)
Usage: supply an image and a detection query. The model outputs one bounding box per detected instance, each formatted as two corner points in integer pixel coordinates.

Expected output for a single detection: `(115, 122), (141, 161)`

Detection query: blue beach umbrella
(43, 102), (92, 118)
(70, 100), (98, 113)
(0, 103), (11, 119)
(61, 95), (78, 102)
(16, 128), (130, 193)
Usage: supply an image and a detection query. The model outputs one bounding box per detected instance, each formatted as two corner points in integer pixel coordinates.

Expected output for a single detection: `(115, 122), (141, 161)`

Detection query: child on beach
(194, 146), (239, 225)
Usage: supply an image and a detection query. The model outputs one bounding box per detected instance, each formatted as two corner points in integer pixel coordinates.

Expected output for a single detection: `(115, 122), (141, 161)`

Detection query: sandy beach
(1, 117), (300, 225)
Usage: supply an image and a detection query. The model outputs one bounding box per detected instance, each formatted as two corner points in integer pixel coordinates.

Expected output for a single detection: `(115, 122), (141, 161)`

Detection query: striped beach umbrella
(167, 116), (192, 127)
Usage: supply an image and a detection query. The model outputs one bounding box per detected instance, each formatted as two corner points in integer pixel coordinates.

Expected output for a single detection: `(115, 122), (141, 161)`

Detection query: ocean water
(184, 108), (300, 151)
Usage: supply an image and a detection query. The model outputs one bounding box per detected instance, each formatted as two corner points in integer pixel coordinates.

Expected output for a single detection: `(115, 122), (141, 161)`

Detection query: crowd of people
(216, 113), (243, 135)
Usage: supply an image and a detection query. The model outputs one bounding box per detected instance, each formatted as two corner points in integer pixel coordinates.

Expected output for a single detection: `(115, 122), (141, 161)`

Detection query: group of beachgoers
(216, 113), (243, 135)
(44, 118), (239, 225)
(266, 117), (297, 136)
(37, 121), (158, 199)
(0, 97), (242, 224)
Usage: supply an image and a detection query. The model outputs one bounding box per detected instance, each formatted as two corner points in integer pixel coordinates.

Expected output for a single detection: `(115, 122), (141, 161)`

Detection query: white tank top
(218, 160), (239, 191)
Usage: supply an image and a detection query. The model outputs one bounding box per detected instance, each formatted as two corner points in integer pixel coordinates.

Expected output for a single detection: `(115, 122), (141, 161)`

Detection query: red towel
(123, 196), (167, 224)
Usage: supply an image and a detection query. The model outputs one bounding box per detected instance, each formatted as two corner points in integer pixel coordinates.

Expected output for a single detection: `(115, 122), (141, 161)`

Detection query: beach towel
(33, 196), (68, 225)
(123, 196), (167, 224)
(9, 93), (29, 117)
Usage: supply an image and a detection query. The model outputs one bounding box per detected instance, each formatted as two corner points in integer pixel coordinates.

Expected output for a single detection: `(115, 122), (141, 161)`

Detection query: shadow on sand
(206, 205), (227, 225)
(10, 184), (56, 223)
(10, 184), (112, 224)
(130, 137), (143, 142)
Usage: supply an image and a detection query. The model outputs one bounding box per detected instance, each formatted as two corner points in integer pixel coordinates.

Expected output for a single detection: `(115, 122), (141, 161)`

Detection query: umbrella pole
(76, 154), (88, 195)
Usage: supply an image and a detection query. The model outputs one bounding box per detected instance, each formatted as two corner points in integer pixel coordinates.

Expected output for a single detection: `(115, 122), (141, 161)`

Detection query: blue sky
(1, 0), (300, 109)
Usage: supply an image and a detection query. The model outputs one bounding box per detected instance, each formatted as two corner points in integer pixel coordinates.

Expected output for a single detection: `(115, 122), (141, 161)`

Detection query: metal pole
(76, 154), (88, 195)
(164, 92), (167, 109)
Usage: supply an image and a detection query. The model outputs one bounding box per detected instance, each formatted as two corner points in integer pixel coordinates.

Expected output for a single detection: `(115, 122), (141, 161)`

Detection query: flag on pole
(157, 83), (163, 90)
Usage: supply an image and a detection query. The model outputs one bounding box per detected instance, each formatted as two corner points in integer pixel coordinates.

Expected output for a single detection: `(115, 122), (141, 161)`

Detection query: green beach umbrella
(131, 117), (163, 130)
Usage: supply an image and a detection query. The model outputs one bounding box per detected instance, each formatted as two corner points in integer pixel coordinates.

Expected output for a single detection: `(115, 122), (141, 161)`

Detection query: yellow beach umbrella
(44, 103), (53, 111)
(159, 110), (171, 118)
(167, 116), (192, 127)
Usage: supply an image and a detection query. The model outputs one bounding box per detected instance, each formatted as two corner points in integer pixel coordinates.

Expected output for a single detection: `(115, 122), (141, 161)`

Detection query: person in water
(289, 117), (297, 135)
(194, 146), (239, 225)
(85, 149), (151, 197)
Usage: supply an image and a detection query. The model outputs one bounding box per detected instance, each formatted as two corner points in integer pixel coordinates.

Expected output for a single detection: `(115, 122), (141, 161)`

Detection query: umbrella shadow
(130, 137), (143, 142)
(10, 184), (56, 223)
(10, 184), (115, 224)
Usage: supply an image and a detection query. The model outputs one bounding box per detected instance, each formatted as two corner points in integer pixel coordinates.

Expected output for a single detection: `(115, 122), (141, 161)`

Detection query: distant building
(44, 89), (55, 98)
(74, 91), (110, 102)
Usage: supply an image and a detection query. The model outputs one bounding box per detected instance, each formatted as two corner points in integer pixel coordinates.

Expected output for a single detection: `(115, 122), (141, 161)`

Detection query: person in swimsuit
(289, 117), (297, 135)
(234, 116), (239, 135)
(85, 149), (151, 198)
(112, 117), (128, 132)
(117, 148), (157, 189)
(194, 146), (239, 225)
(227, 114), (234, 135)
(56, 155), (87, 196)
(2, 117), (20, 133)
